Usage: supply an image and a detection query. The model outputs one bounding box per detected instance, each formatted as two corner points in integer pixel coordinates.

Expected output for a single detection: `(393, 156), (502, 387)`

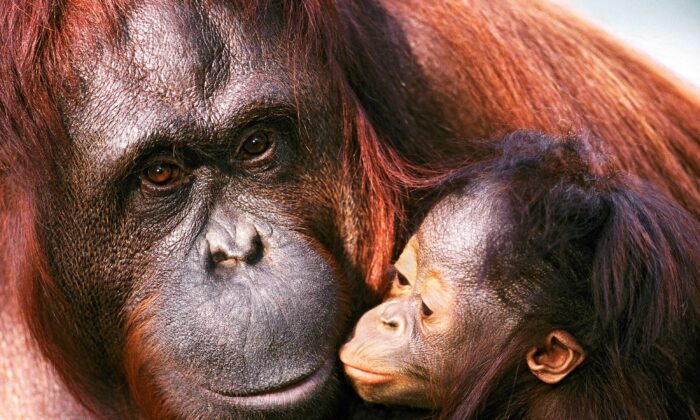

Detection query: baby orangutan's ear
(526, 330), (585, 384)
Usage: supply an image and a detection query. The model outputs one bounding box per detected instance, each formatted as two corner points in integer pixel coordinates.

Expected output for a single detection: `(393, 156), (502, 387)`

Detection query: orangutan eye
(421, 301), (433, 318)
(396, 272), (410, 287)
(238, 130), (275, 160)
(143, 162), (182, 185)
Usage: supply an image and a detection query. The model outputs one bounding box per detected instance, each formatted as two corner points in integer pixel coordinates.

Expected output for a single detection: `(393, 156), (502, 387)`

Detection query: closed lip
(343, 364), (392, 385)
(202, 358), (335, 408)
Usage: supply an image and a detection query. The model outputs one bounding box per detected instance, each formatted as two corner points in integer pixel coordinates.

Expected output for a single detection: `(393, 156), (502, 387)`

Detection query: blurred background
(556, 0), (700, 88)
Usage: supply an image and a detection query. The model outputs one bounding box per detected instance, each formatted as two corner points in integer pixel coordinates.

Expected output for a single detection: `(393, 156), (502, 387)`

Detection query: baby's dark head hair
(341, 130), (700, 419)
(435, 130), (700, 418)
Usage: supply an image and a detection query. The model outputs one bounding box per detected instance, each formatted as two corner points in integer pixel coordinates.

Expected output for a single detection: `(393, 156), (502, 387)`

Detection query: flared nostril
(210, 249), (239, 267)
(206, 219), (264, 267)
(378, 301), (406, 333)
(379, 312), (403, 332)
(381, 318), (399, 329)
(243, 234), (263, 265)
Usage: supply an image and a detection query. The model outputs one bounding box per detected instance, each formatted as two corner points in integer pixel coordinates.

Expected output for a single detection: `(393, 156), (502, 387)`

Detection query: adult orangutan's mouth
(201, 358), (335, 408)
(343, 364), (392, 385)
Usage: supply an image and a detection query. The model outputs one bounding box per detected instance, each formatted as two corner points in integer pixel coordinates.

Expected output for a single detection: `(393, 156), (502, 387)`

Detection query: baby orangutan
(340, 131), (700, 418)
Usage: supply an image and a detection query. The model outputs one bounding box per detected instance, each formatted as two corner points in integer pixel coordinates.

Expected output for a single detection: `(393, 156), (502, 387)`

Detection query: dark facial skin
(43, 2), (352, 418)
(341, 188), (584, 409)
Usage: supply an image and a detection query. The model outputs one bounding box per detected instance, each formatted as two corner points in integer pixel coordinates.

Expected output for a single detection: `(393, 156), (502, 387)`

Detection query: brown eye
(421, 301), (433, 318)
(143, 163), (181, 186)
(396, 272), (410, 287)
(240, 131), (272, 158)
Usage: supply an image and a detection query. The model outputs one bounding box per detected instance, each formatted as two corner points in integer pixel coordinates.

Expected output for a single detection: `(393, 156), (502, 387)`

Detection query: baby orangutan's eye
(421, 301), (433, 318)
(396, 272), (410, 287)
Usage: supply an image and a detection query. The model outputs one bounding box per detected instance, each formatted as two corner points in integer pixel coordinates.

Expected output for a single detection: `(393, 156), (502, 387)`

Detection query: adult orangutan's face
(47, 2), (352, 417)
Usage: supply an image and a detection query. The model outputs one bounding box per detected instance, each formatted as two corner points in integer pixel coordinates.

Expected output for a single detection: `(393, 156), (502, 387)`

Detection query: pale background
(558, 0), (700, 88)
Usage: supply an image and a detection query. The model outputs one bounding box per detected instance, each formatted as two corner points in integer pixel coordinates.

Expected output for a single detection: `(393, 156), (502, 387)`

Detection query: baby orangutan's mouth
(343, 364), (393, 385)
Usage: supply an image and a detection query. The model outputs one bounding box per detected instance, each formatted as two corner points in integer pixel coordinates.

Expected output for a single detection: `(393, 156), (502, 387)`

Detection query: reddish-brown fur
(2, 0), (699, 416)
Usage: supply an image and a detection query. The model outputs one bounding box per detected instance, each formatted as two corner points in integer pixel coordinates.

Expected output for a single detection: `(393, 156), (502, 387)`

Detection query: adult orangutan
(1, 0), (698, 418)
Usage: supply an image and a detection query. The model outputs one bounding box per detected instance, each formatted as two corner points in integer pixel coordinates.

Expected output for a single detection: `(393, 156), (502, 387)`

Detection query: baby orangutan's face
(340, 189), (588, 409)
(339, 234), (461, 408)
(339, 191), (511, 409)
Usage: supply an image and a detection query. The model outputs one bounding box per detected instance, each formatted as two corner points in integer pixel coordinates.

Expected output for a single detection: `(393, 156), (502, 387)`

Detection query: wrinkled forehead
(414, 187), (502, 280)
(62, 1), (333, 178)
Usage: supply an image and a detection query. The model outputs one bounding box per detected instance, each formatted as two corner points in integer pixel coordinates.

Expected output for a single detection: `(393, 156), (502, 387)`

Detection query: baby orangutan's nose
(379, 301), (407, 335)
